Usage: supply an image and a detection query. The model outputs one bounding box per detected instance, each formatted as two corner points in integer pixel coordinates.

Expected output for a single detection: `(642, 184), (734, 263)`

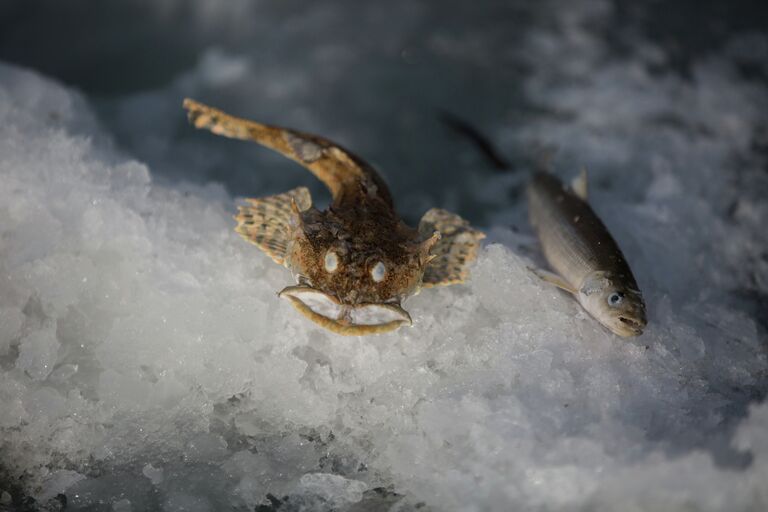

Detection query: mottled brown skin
(288, 201), (435, 307)
(183, 98), (481, 335)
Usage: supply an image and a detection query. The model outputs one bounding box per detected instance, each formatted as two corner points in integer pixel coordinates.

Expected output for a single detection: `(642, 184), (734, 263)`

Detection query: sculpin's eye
(324, 251), (339, 273)
(371, 261), (386, 282)
(607, 292), (624, 307)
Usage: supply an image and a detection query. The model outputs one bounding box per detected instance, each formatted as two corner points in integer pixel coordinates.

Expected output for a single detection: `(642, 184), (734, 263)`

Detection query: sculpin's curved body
(184, 99), (484, 335)
(528, 171), (646, 337)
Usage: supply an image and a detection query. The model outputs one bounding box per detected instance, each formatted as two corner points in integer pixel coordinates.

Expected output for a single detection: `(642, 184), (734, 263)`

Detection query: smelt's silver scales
(529, 173), (638, 290)
(527, 171), (646, 337)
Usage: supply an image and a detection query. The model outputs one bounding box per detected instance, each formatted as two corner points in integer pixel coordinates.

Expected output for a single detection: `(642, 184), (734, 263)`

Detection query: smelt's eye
(607, 292), (624, 307)
(371, 261), (386, 282)
(324, 251), (339, 273)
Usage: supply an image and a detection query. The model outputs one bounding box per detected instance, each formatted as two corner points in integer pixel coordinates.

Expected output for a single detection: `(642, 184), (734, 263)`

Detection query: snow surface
(1, 0), (768, 510)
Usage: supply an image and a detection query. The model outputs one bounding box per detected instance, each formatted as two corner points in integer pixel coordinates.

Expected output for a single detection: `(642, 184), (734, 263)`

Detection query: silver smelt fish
(527, 171), (647, 337)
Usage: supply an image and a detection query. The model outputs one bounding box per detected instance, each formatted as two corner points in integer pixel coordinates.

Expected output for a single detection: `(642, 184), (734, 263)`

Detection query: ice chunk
(112, 499), (133, 512)
(39, 470), (85, 502)
(297, 473), (367, 507)
(0, 307), (23, 355)
(164, 493), (211, 512)
(183, 433), (229, 463)
(142, 463), (164, 485)
(16, 326), (59, 381)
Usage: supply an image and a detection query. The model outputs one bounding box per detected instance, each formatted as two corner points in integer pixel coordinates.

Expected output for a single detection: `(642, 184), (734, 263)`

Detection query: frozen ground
(1, 0), (768, 510)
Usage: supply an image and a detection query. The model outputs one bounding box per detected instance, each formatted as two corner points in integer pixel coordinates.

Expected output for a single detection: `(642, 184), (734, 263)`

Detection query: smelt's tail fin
(439, 110), (511, 171)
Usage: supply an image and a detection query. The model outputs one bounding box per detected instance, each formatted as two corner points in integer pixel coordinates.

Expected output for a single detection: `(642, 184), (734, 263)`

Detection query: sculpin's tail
(183, 98), (393, 208)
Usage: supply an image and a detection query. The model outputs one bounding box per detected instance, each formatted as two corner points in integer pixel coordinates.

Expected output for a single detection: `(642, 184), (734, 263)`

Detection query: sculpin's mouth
(278, 286), (412, 335)
(618, 316), (645, 336)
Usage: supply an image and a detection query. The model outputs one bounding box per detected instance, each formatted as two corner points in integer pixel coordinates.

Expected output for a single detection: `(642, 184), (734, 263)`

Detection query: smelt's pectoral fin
(528, 267), (578, 295)
(234, 187), (312, 266)
(418, 208), (486, 287)
(571, 168), (588, 201)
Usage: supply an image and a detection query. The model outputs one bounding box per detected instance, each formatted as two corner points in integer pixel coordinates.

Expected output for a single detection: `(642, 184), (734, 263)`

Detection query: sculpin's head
(577, 271), (647, 337)
(279, 206), (440, 335)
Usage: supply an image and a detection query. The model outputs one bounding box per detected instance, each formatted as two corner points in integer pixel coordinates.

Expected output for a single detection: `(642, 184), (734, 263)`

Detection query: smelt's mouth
(618, 316), (644, 336)
(278, 286), (412, 336)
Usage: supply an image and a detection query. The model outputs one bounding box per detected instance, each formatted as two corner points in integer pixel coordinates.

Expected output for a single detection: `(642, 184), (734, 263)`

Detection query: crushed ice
(1, 0), (767, 510)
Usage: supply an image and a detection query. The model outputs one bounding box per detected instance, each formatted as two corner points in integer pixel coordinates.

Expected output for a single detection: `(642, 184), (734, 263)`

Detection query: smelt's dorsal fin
(571, 168), (588, 201)
(184, 98), (393, 209)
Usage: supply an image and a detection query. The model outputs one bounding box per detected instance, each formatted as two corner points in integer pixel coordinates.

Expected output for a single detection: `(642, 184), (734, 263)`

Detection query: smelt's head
(280, 208), (440, 335)
(577, 271), (647, 337)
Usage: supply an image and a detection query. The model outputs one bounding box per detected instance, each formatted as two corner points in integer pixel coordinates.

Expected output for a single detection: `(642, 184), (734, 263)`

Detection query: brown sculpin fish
(184, 99), (485, 335)
(528, 171), (647, 337)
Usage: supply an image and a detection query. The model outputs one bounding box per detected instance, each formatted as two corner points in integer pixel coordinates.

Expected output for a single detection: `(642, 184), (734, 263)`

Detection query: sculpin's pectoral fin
(184, 98), (393, 208)
(528, 267), (578, 294)
(418, 208), (485, 287)
(234, 187), (312, 266)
